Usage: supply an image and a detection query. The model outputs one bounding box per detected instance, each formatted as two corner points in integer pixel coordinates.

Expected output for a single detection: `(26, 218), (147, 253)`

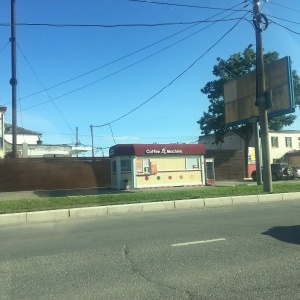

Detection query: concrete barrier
(70, 206), (108, 218)
(108, 203), (143, 214)
(27, 209), (69, 222)
(175, 199), (204, 209)
(142, 201), (175, 212)
(281, 192), (300, 201)
(204, 197), (232, 206)
(232, 195), (258, 204)
(0, 212), (27, 225)
(258, 194), (282, 202)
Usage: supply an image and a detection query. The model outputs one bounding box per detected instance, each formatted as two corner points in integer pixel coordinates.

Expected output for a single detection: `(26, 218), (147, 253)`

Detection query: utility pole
(76, 127), (79, 157)
(253, 0), (272, 192)
(90, 125), (95, 158)
(10, 0), (17, 158)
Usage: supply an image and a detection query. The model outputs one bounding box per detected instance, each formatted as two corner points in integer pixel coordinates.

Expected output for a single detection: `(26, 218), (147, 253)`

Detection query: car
(251, 163), (293, 181)
(291, 166), (300, 179)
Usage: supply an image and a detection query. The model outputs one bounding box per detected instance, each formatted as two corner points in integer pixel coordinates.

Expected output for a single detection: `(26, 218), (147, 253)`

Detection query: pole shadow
(262, 225), (300, 245)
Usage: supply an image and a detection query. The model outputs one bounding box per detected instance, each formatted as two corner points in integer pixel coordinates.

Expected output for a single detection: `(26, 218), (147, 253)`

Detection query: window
(271, 137), (279, 148)
(112, 160), (116, 173)
(136, 158), (150, 174)
(121, 159), (131, 172)
(186, 157), (199, 170)
(285, 137), (292, 148)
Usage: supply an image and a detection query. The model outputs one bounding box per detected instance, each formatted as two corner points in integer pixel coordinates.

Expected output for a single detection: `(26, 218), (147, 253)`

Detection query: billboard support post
(253, 0), (272, 192)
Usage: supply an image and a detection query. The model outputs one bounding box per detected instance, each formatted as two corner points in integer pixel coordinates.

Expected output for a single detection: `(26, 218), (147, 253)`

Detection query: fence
(0, 157), (111, 192)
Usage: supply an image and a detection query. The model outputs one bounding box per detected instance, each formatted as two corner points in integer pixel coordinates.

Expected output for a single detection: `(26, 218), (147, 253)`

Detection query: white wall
(5, 134), (40, 145)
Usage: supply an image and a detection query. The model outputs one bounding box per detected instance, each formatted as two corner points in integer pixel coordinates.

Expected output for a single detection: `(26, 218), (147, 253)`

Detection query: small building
(109, 143), (206, 190)
(4, 123), (91, 158)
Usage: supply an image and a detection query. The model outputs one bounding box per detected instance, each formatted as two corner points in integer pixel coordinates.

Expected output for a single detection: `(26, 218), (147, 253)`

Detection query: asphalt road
(1, 200), (300, 300)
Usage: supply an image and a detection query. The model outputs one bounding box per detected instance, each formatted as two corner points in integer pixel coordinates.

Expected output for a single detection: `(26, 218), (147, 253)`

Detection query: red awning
(109, 144), (206, 157)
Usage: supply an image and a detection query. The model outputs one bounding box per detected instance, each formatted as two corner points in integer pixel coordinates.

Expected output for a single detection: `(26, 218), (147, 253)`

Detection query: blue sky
(0, 0), (300, 156)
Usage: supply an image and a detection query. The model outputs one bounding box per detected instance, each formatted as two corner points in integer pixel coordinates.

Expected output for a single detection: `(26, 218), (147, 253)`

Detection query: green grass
(1, 182), (300, 215)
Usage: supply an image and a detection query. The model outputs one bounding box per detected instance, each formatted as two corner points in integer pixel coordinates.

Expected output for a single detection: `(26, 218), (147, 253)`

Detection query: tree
(197, 47), (300, 177)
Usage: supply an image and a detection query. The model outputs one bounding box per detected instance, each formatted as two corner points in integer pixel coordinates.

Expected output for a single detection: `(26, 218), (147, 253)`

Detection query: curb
(0, 192), (299, 225)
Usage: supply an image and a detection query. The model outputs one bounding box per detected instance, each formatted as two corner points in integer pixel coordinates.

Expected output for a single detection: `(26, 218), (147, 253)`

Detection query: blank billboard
(224, 56), (295, 127)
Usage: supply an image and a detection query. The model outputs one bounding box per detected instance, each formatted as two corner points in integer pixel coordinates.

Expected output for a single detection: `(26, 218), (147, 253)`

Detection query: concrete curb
(0, 192), (299, 225)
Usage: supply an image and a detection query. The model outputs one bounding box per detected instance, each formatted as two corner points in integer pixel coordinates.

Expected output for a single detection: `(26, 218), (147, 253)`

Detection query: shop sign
(145, 147), (183, 155)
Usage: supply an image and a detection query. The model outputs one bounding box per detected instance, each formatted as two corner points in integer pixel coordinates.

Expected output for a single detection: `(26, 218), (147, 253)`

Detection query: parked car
(291, 166), (300, 179)
(251, 163), (293, 181)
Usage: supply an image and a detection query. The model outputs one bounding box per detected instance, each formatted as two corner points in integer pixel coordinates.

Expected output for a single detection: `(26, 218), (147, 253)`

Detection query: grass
(1, 182), (300, 215)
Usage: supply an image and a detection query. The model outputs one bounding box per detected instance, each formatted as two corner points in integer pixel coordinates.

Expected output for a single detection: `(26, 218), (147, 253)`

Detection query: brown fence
(0, 157), (111, 192)
(205, 150), (246, 180)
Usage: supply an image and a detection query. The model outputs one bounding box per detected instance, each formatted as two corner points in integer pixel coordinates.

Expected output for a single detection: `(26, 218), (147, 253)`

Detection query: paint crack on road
(122, 244), (197, 299)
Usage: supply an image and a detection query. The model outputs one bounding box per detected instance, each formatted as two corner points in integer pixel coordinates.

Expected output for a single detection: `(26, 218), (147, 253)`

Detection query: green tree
(198, 47), (300, 177)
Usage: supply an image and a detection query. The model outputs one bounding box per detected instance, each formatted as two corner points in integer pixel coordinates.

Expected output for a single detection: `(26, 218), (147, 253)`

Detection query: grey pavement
(1, 179), (300, 225)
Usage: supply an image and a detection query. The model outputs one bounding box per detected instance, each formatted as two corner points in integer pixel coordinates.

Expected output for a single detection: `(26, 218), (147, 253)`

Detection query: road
(1, 200), (300, 299)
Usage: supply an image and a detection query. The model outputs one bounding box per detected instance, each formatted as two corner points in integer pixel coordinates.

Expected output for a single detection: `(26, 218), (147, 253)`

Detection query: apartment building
(199, 130), (300, 164)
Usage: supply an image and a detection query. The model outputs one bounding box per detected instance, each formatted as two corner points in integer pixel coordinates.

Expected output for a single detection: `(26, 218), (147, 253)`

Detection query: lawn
(1, 182), (300, 215)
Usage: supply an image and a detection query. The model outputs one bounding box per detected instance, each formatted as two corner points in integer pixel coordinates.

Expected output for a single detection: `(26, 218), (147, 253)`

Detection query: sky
(0, 0), (300, 156)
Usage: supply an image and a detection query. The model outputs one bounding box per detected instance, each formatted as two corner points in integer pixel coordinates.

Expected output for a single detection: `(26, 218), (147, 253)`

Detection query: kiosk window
(121, 159), (131, 172)
(186, 157), (199, 170)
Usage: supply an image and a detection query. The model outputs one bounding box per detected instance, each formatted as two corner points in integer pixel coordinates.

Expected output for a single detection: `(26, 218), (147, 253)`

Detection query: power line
(129, 0), (249, 12)
(268, 2), (300, 14)
(92, 9), (250, 128)
(265, 14), (300, 26)
(16, 43), (76, 138)
(267, 19), (300, 36)
(0, 41), (9, 53)
(0, 18), (249, 28)
(17, 24), (202, 101)
(10, 3), (248, 112)
(2, 3), (246, 104)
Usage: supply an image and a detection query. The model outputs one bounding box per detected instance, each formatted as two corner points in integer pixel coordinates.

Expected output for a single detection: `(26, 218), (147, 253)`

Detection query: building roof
(0, 105), (7, 112)
(4, 123), (42, 136)
(109, 144), (206, 157)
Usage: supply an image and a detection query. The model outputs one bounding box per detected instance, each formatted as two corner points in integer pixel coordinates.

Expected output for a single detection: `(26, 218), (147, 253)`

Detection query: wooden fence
(0, 157), (111, 192)
(205, 150), (246, 180)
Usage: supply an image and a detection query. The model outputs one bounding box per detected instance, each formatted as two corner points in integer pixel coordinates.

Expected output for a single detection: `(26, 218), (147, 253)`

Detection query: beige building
(199, 129), (300, 164)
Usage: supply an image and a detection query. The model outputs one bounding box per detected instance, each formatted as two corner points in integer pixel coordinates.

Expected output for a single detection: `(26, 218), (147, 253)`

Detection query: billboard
(224, 56), (295, 127)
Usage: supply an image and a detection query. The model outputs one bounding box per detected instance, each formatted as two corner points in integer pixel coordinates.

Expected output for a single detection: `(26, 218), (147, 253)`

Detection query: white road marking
(171, 238), (226, 247)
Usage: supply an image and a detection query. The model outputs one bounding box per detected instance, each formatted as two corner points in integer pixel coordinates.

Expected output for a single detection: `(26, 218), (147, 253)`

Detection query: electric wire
(267, 2), (300, 14)
(10, 3), (246, 103)
(265, 14), (300, 26)
(109, 123), (116, 144)
(0, 18), (249, 28)
(267, 19), (300, 36)
(16, 43), (76, 140)
(0, 41), (9, 53)
(18, 23), (202, 101)
(92, 9), (250, 129)
(13, 2), (248, 112)
(128, 0), (248, 12)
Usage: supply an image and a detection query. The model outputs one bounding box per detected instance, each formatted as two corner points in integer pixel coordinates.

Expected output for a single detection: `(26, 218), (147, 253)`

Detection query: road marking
(171, 238), (226, 247)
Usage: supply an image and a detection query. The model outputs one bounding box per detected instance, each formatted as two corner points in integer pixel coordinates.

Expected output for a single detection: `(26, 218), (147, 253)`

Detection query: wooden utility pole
(10, 0), (17, 158)
(253, 0), (272, 192)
